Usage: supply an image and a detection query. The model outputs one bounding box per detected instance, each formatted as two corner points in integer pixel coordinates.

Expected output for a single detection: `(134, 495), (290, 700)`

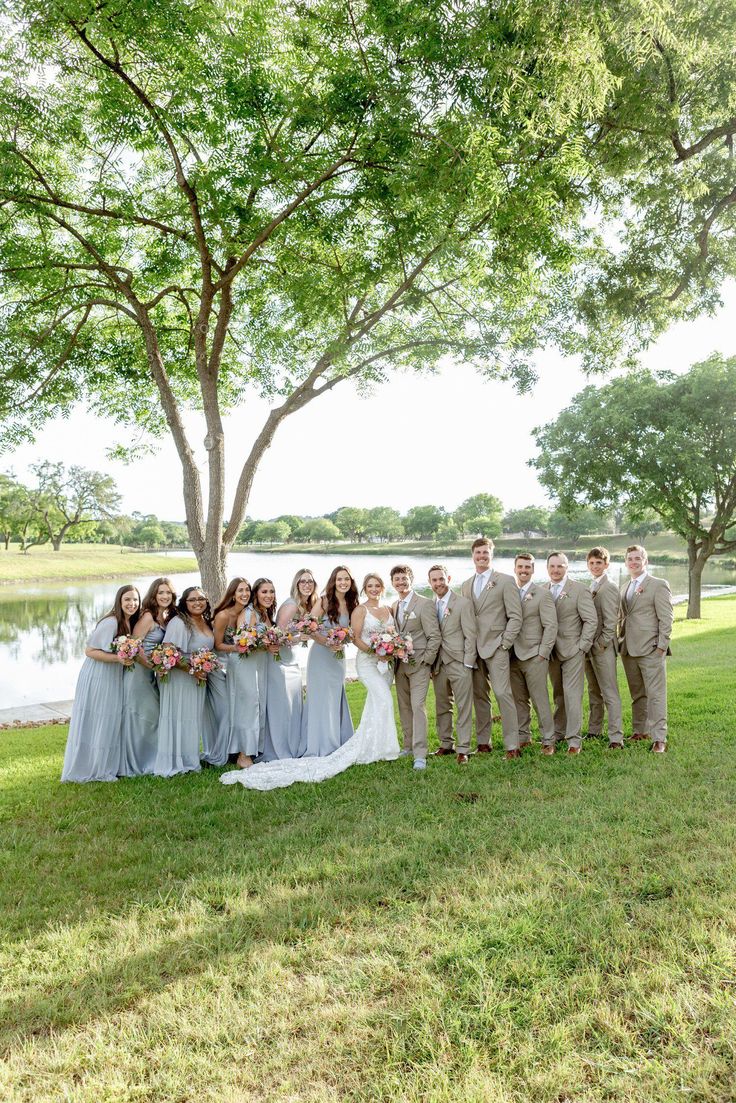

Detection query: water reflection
(1, 553), (734, 709)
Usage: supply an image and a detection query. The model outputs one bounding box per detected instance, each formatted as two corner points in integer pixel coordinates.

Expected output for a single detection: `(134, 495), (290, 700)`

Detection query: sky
(6, 281), (735, 522)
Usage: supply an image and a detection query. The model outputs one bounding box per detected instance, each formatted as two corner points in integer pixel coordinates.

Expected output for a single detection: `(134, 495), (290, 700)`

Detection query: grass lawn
(1, 600), (735, 1101)
(0, 544), (197, 584)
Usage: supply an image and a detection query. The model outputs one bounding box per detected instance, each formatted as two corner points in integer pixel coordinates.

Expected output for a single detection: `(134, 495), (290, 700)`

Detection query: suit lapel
(477, 570), (495, 610)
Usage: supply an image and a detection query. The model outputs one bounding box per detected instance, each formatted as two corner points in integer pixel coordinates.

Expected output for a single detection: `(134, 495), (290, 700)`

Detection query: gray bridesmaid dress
(119, 624), (164, 777)
(302, 612), (354, 756)
(226, 607), (267, 760)
(154, 617), (215, 777)
(262, 598), (305, 761)
(203, 647), (230, 766)
(61, 616), (124, 783)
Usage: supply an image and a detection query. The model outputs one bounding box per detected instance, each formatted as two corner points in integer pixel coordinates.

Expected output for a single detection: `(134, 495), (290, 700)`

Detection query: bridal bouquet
(368, 627), (414, 673)
(149, 642), (182, 682)
(188, 648), (222, 685)
(257, 624), (287, 662)
(231, 623), (259, 658)
(110, 635), (144, 671)
(286, 615), (320, 646)
(323, 622), (352, 661)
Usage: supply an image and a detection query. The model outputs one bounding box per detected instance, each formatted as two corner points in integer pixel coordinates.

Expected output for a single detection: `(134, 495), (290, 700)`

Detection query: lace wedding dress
(220, 609), (400, 791)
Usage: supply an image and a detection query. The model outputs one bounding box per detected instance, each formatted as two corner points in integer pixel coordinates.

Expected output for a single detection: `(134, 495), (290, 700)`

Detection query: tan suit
(617, 572), (673, 743)
(432, 591), (477, 754)
(585, 575), (623, 744)
(509, 582), (557, 746)
(460, 570), (522, 750)
(545, 578), (597, 749)
(392, 592), (441, 759)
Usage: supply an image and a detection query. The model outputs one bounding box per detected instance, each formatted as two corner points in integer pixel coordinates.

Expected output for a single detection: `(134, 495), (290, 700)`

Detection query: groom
(390, 564), (441, 771)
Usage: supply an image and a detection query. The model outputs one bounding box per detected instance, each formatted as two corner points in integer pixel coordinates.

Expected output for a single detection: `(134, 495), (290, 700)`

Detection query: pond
(1, 551), (735, 709)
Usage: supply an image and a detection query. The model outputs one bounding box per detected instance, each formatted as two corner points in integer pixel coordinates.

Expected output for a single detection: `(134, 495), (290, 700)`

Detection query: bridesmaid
(61, 584), (141, 783)
(154, 586), (216, 777)
(119, 577), (176, 777)
(302, 565), (357, 756)
(209, 577), (251, 766)
(261, 568), (317, 761)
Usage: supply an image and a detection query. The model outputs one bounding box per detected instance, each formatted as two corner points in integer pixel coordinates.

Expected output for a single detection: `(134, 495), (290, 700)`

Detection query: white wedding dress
(220, 609), (400, 791)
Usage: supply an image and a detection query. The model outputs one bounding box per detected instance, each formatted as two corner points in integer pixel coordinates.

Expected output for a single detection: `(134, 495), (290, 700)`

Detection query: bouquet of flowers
(257, 624), (287, 662)
(368, 626), (414, 674)
(285, 615), (320, 647)
(149, 642), (182, 683)
(188, 648), (222, 686)
(231, 622), (259, 659)
(323, 622), (353, 661)
(110, 635), (144, 671)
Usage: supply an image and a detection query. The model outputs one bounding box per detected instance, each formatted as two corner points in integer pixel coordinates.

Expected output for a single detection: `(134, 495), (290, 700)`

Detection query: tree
(254, 520), (291, 545)
(273, 516), (304, 542)
(404, 505), (444, 540)
(295, 518), (342, 543)
(503, 506), (550, 538)
(333, 507), (368, 542)
(622, 507), (663, 544)
(532, 355), (736, 617)
(236, 520), (260, 545)
(0, 473), (30, 550)
(454, 495), (504, 536)
(547, 507), (612, 542)
(130, 518), (167, 549)
(465, 514), (503, 539)
(29, 462), (121, 551)
(363, 507), (404, 542)
(3, 3), (735, 595)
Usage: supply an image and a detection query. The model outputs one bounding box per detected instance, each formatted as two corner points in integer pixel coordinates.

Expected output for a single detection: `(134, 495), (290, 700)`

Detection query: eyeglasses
(299, 579), (315, 585)
(187, 597), (207, 604)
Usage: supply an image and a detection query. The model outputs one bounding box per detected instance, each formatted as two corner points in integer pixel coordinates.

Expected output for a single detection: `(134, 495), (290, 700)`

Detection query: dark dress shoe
(433, 747), (455, 756)
(476, 743), (492, 753)
(504, 750), (521, 760)
(607, 742), (624, 749)
(456, 753), (469, 764)
(567, 745), (581, 755)
(651, 741), (667, 753)
(630, 732), (649, 741)
(519, 740), (532, 749)
(541, 744), (555, 755)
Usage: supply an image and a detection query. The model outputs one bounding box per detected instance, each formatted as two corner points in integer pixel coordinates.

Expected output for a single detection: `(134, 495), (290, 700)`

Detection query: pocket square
(407, 611), (417, 619)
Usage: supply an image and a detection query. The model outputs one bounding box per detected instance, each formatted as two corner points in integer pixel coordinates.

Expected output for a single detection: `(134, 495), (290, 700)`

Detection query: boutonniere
(488, 579), (496, 589)
(558, 591), (568, 600)
(523, 592), (533, 602)
(443, 605), (452, 619)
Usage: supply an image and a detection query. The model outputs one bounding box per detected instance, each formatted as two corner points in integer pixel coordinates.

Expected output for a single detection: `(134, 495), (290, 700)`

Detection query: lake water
(1, 551), (735, 709)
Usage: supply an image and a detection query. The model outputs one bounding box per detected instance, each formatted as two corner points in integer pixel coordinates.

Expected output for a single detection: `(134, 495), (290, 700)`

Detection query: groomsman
(509, 553), (557, 750)
(618, 544), (673, 753)
(460, 537), (522, 758)
(584, 546), (624, 748)
(427, 564), (477, 764)
(544, 552), (597, 755)
(390, 564), (441, 771)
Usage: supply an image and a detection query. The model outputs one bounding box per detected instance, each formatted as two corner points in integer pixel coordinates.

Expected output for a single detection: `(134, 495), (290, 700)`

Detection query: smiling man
(390, 564), (441, 771)
(543, 552), (597, 756)
(584, 546), (624, 748)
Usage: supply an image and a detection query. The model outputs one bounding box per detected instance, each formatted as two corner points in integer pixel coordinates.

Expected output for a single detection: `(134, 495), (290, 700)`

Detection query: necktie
(626, 579), (638, 604)
(474, 573), (484, 599)
(399, 598), (407, 627)
(552, 583), (561, 601)
(437, 599), (444, 622)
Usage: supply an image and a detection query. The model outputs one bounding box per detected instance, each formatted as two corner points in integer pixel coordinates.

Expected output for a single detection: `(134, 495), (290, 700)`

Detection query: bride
(220, 572), (399, 791)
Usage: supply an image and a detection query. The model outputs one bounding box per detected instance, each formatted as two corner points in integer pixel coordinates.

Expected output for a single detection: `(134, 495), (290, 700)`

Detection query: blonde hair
(362, 572), (385, 595)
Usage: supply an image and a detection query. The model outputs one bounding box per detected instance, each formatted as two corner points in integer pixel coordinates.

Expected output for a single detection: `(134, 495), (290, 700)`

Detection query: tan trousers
(433, 659), (473, 754)
(472, 649), (519, 751)
(585, 645), (623, 743)
(548, 650), (586, 749)
(510, 655), (554, 745)
(621, 651), (668, 743)
(395, 661), (432, 759)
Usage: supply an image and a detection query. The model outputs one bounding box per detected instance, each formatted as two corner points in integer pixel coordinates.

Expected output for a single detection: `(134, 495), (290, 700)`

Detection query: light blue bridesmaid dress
(226, 606), (267, 760)
(203, 638), (230, 766)
(301, 612), (354, 756)
(154, 617), (215, 777)
(61, 616), (124, 783)
(261, 598), (305, 761)
(119, 624), (164, 777)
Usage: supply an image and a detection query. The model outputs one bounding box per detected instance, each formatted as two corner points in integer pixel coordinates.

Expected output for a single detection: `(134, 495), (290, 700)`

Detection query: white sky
(7, 282), (735, 521)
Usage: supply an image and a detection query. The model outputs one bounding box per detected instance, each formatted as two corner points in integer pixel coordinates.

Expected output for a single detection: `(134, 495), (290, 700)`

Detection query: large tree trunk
(686, 540), (705, 619)
(198, 530), (229, 606)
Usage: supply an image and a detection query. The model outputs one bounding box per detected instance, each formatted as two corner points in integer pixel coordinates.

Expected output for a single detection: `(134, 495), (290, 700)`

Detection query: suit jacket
(617, 573), (673, 656)
(512, 583), (557, 661)
(460, 569), (522, 659)
(543, 578), (597, 660)
(591, 575), (620, 654)
(435, 591), (477, 668)
(391, 592), (441, 666)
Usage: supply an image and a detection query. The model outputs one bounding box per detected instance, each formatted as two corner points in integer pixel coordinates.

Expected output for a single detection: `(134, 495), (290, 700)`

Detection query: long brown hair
(251, 577), (276, 626)
(141, 577), (177, 623)
(323, 565), (358, 624)
(174, 586), (213, 630)
(99, 584), (141, 637)
(212, 577), (251, 619)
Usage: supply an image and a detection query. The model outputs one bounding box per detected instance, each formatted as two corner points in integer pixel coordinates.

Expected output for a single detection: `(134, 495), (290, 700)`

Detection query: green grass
(0, 544), (197, 584)
(1, 600), (736, 1101)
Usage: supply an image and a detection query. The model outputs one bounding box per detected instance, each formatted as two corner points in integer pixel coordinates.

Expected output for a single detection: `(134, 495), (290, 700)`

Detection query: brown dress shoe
(607, 742), (624, 750)
(476, 743), (492, 753)
(651, 741), (667, 753)
(519, 740), (532, 749)
(630, 733), (649, 741)
(504, 749), (521, 760)
(433, 747), (455, 756)
(541, 744), (555, 755)
(456, 753), (469, 764)
(567, 745), (581, 755)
